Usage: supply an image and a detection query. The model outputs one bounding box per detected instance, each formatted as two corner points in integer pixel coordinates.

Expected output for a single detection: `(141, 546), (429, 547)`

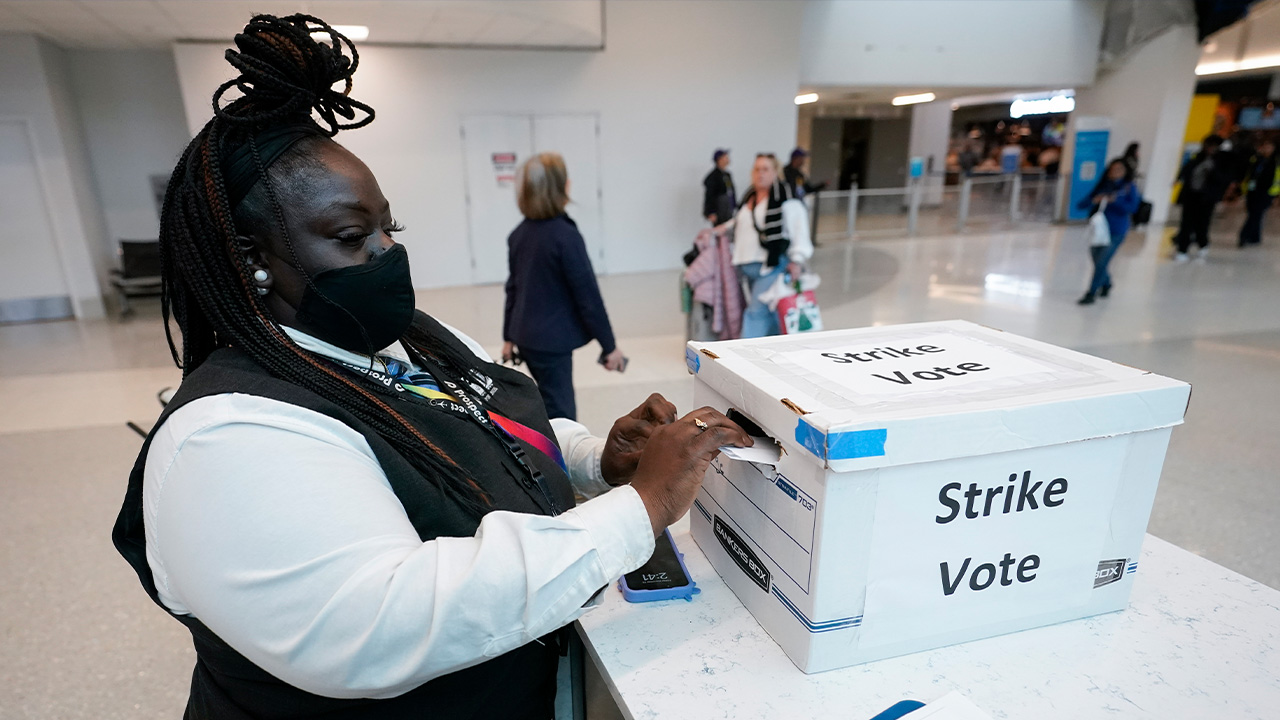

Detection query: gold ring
(694, 418), (710, 432)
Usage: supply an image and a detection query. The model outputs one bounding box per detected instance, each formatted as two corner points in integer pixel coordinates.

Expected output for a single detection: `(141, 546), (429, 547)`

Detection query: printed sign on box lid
(780, 333), (1059, 399)
(687, 321), (1191, 472)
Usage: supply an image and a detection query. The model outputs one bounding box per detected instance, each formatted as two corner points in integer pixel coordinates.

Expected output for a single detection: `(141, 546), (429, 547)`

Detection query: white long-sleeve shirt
(729, 195), (813, 267)
(142, 324), (655, 699)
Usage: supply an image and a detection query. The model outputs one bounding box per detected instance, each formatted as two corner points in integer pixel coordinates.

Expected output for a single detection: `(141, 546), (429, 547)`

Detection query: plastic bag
(757, 272), (821, 311)
(1088, 200), (1111, 247)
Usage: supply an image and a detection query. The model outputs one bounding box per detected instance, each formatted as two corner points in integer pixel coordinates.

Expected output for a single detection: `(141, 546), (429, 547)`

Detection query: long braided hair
(159, 14), (490, 516)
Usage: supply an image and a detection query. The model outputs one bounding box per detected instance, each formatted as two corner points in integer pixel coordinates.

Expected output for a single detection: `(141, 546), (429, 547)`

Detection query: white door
(461, 115), (533, 284)
(532, 114), (605, 272)
(0, 120), (70, 321)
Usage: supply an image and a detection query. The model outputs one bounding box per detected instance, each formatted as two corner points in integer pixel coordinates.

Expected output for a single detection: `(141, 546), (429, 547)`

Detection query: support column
(1064, 25), (1201, 226)
(908, 100), (952, 206)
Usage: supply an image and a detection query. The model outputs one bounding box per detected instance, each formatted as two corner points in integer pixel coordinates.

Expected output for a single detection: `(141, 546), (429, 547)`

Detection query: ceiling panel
(0, 5), (45, 33)
(1243, 1), (1280, 59)
(421, 7), (494, 45)
(0, 0), (603, 49)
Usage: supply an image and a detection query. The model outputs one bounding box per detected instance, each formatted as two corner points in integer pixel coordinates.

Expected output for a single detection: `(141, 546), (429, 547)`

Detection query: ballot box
(685, 320), (1190, 673)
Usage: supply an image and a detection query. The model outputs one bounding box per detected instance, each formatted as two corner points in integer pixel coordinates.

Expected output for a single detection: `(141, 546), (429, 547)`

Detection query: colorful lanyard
(330, 353), (567, 514)
(387, 362), (568, 475)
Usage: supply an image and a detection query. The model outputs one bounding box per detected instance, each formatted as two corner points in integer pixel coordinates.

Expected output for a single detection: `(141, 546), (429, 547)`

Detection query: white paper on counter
(911, 691), (994, 719)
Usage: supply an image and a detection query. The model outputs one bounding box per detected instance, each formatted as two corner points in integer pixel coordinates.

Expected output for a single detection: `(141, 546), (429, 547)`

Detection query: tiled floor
(2, 208), (1278, 718)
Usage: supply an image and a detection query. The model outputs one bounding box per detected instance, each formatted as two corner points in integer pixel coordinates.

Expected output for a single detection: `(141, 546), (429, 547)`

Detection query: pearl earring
(253, 269), (269, 283)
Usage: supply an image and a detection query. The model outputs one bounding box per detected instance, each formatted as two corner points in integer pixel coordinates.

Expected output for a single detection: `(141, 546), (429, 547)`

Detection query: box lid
(687, 320), (1190, 472)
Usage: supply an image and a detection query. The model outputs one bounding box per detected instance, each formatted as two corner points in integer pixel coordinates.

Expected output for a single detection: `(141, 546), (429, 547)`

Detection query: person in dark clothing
(702, 149), (736, 224)
(504, 152), (624, 420)
(783, 147), (827, 199)
(112, 16), (751, 720)
(1238, 139), (1278, 247)
(1122, 142), (1140, 176)
(1076, 159), (1141, 305)
(1173, 135), (1233, 262)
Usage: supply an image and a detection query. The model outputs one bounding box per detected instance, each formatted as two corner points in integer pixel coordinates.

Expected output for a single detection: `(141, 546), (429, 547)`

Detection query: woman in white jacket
(716, 153), (813, 337)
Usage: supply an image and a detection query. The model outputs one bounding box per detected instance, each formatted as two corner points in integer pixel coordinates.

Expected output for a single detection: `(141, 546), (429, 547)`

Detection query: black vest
(113, 314), (577, 719)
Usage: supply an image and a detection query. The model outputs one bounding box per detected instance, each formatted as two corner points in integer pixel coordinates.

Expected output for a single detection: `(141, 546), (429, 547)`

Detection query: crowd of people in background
(949, 117), (1068, 178)
(496, 128), (1277, 410)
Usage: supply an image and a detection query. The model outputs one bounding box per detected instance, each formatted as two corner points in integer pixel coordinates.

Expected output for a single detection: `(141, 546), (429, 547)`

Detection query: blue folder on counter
(868, 700), (925, 720)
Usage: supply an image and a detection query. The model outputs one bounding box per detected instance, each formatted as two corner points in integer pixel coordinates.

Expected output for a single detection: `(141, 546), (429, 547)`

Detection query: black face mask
(295, 243), (416, 354)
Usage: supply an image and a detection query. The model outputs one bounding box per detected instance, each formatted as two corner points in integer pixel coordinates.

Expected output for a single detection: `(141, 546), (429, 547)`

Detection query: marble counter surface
(576, 531), (1280, 719)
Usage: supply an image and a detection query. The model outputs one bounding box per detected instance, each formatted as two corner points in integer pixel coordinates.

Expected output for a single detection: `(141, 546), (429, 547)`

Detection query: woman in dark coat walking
(503, 152), (625, 420)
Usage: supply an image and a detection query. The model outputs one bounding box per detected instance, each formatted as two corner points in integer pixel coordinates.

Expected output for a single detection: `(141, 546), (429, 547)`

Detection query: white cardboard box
(686, 321), (1190, 673)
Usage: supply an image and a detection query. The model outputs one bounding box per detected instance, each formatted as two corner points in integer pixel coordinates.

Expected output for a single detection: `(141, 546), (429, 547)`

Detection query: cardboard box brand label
(1094, 559), (1128, 588)
(714, 515), (771, 592)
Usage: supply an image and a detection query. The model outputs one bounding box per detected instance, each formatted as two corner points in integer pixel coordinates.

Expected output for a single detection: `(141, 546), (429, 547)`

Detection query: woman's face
(752, 157), (776, 191)
(1107, 161), (1126, 181)
(246, 141), (401, 325)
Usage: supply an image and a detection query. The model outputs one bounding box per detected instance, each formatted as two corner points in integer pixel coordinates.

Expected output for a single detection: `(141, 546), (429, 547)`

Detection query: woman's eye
(385, 220), (406, 235)
(336, 233), (367, 244)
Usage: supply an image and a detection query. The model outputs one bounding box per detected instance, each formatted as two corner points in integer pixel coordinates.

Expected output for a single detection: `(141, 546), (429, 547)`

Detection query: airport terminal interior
(2, 1), (1279, 719)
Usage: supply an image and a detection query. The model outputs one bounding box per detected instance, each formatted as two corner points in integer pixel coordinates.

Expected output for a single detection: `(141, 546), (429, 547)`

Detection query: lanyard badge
(329, 353), (566, 515)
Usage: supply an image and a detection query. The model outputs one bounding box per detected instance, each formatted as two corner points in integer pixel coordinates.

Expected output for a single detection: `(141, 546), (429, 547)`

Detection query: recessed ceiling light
(313, 25), (369, 42)
(795, 93), (819, 105)
(891, 92), (936, 106)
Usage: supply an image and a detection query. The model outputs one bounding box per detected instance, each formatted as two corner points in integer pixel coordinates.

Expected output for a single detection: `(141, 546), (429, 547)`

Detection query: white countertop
(576, 528), (1280, 719)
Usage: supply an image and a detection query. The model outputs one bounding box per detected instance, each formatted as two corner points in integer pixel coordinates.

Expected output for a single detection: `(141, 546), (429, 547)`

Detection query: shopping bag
(777, 287), (823, 334)
(758, 272), (821, 311)
(1087, 200), (1111, 247)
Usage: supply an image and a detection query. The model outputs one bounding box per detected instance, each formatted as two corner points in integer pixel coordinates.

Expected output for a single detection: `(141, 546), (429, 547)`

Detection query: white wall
(67, 50), (191, 252)
(173, 0), (804, 289)
(800, 0), (1105, 88)
(1065, 26), (1201, 225)
(0, 35), (106, 319)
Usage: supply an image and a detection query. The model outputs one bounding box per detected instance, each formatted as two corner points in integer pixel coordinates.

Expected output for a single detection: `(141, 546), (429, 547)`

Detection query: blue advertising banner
(1068, 128), (1110, 221)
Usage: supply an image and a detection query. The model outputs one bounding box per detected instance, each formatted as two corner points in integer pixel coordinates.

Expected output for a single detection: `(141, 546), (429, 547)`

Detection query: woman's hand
(629, 408), (752, 536)
(601, 393), (677, 486)
(602, 348), (626, 372)
(501, 341), (516, 364)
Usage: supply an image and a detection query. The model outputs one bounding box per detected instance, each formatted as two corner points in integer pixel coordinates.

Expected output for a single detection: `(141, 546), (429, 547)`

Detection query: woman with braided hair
(112, 15), (749, 718)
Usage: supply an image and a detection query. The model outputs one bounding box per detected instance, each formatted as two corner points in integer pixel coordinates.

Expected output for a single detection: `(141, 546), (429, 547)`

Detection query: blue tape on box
(795, 418), (888, 461)
(685, 347), (700, 374)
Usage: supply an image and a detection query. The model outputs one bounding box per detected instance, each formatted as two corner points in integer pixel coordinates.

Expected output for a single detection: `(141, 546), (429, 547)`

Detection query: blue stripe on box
(685, 347), (700, 374)
(795, 419), (887, 461)
(771, 586), (862, 633)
